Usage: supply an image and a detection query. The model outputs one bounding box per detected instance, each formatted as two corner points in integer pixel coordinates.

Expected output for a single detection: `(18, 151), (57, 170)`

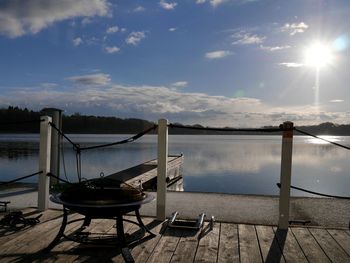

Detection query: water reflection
(1, 134), (350, 197)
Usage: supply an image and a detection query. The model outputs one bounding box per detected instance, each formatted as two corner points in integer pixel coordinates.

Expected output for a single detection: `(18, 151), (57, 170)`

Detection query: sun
(303, 42), (334, 68)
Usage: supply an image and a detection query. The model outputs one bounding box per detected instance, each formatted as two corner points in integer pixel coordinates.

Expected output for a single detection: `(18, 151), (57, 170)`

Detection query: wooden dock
(1, 208), (350, 262)
(106, 154), (184, 191)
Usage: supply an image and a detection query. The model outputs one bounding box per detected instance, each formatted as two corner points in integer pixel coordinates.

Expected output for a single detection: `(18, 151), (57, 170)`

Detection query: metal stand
(43, 206), (155, 263)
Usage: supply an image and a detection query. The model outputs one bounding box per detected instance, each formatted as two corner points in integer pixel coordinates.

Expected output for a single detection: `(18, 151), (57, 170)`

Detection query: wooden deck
(1, 209), (350, 262)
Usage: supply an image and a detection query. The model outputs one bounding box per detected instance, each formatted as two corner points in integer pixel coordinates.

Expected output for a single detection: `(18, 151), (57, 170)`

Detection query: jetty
(106, 154), (184, 191)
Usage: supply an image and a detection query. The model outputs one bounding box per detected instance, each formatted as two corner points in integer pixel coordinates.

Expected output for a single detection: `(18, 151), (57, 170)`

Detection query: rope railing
(49, 122), (80, 151)
(0, 171), (43, 186)
(48, 122), (158, 183)
(168, 123), (282, 133)
(277, 183), (350, 200)
(46, 173), (71, 184)
(49, 122), (157, 152)
(0, 171), (72, 187)
(79, 125), (158, 151)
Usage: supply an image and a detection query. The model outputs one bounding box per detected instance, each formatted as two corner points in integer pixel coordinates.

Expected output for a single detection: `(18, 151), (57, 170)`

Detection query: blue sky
(0, 0), (350, 127)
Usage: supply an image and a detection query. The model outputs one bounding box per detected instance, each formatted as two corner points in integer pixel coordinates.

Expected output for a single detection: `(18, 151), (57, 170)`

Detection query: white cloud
(232, 32), (266, 45)
(260, 45), (291, 51)
(159, 0), (178, 10)
(169, 27), (177, 32)
(133, 6), (145, 12)
(210, 0), (226, 7)
(106, 26), (119, 34)
(40, 83), (57, 88)
(172, 81), (188, 88)
(3, 78), (350, 127)
(205, 50), (233, 59)
(104, 46), (120, 54)
(330, 99), (344, 103)
(197, 0), (258, 7)
(281, 22), (309, 36)
(279, 62), (304, 68)
(67, 73), (111, 86)
(72, 37), (83, 46)
(0, 0), (110, 38)
(126, 31), (146, 45)
(81, 17), (92, 26)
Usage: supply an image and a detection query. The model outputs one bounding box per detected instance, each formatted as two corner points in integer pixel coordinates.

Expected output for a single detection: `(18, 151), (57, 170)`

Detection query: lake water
(1, 134), (350, 197)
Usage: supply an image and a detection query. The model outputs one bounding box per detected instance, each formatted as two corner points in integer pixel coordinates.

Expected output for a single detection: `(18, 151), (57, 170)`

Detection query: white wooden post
(278, 121), (294, 229)
(42, 108), (63, 187)
(157, 119), (168, 220)
(38, 116), (52, 211)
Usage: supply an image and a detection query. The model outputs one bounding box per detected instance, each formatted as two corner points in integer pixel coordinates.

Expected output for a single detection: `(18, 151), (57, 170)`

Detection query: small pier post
(278, 121), (294, 229)
(38, 116), (52, 211)
(157, 119), (168, 220)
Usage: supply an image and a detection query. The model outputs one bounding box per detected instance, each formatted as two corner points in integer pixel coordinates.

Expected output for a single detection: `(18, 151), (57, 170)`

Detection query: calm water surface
(1, 134), (350, 197)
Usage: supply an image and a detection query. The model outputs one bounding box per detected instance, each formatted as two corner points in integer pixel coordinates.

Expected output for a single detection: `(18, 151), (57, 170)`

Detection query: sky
(0, 0), (350, 127)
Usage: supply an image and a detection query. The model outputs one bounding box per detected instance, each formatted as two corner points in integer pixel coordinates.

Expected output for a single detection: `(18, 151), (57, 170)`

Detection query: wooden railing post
(157, 119), (168, 220)
(38, 116), (52, 211)
(42, 108), (63, 187)
(278, 121), (294, 229)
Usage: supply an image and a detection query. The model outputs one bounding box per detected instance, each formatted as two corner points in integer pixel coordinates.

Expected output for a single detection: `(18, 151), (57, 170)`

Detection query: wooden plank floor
(1, 209), (350, 262)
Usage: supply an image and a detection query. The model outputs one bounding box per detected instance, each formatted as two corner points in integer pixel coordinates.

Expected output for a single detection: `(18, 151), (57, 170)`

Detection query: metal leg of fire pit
(43, 207), (68, 253)
(135, 209), (156, 237)
(116, 215), (135, 263)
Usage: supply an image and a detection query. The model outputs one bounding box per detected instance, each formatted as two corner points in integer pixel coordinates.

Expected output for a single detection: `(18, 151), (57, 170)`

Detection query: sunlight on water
(1, 134), (350, 197)
(305, 135), (341, 145)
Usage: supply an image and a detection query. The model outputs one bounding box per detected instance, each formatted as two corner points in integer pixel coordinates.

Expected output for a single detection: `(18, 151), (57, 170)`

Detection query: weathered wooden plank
(272, 227), (307, 262)
(217, 223), (239, 263)
(0, 213), (82, 263)
(147, 225), (182, 263)
(0, 208), (62, 244)
(70, 216), (138, 263)
(110, 217), (163, 263)
(171, 227), (201, 263)
(309, 228), (350, 262)
(0, 211), (73, 253)
(46, 218), (117, 263)
(239, 224), (262, 263)
(327, 229), (350, 256)
(255, 225), (285, 263)
(31, 216), (104, 263)
(291, 227), (330, 262)
(194, 222), (220, 263)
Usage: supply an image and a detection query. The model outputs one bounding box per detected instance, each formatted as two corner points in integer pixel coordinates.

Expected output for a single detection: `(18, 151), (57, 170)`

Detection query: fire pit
(44, 178), (155, 263)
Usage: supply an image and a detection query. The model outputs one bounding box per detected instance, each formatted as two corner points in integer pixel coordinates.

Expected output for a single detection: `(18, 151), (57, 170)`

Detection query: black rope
(46, 173), (72, 184)
(0, 119), (44, 126)
(49, 122), (80, 151)
(295, 128), (350, 151)
(277, 183), (350, 199)
(79, 125), (158, 151)
(168, 123), (282, 133)
(0, 171), (43, 186)
(76, 150), (82, 182)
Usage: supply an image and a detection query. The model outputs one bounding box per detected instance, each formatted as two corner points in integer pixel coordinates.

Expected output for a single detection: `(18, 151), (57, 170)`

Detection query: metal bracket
(168, 211), (206, 230)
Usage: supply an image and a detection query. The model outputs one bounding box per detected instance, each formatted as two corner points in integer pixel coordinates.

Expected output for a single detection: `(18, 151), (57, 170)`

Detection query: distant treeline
(1, 106), (350, 135)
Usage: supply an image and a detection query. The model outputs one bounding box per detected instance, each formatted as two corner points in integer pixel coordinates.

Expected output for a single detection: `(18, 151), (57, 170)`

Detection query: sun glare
(304, 42), (334, 68)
